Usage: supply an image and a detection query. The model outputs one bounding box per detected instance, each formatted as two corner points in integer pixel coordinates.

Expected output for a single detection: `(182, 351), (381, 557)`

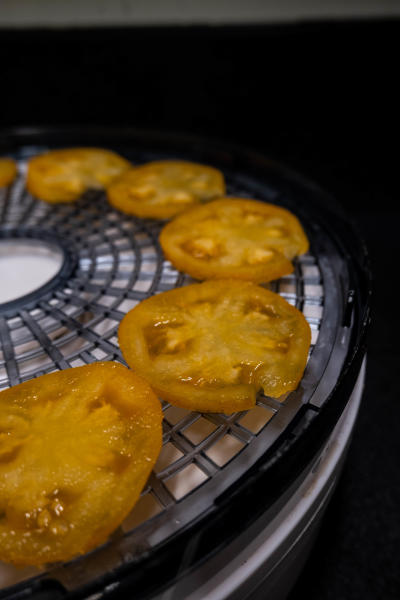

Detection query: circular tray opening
(0, 237), (64, 305)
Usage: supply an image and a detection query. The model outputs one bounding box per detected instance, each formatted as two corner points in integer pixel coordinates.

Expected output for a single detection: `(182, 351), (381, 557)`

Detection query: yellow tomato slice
(107, 160), (226, 219)
(0, 158), (17, 187)
(118, 281), (311, 414)
(0, 362), (162, 566)
(160, 197), (309, 283)
(26, 148), (131, 203)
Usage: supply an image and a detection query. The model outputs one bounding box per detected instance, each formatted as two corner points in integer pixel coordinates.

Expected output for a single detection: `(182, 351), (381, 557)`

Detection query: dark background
(1, 20), (399, 599)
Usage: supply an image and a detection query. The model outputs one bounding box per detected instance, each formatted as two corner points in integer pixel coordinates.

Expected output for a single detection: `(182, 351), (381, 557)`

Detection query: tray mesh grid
(0, 148), (324, 588)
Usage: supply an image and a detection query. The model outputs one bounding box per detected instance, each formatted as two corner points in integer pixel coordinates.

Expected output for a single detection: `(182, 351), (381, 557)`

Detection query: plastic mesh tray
(0, 137), (350, 595)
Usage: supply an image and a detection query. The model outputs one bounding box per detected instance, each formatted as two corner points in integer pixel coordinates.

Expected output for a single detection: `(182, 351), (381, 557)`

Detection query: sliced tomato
(107, 160), (225, 219)
(26, 148), (131, 203)
(0, 362), (162, 566)
(118, 280), (311, 414)
(160, 197), (309, 283)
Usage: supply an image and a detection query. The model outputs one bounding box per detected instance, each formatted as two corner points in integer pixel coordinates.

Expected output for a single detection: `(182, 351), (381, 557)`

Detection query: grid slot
(163, 463), (209, 501)
(132, 279), (153, 293)
(310, 328), (319, 345)
(182, 417), (218, 446)
(12, 338), (41, 355)
(96, 295), (121, 308)
(238, 404), (275, 434)
(18, 354), (53, 376)
(303, 284), (324, 298)
(10, 325), (32, 344)
(69, 358), (86, 367)
(91, 318), (119, 335)
(5, 316), (23, 330)
(205, 434), (246, 467)
(303, 304), (323, 320)
(90, 347), (109, 360)
(117, 298), (139, 313)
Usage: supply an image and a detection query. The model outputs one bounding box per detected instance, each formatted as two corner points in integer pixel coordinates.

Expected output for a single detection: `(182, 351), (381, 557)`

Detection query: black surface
(1, 19), (399, 599)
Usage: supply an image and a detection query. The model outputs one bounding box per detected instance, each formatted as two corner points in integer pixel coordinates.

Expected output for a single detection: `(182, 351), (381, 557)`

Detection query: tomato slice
(26, 148), (131, 203)
(0, 362), (162, 566)
(118, 281), (311, 414)
(107, 160), (226, 219)
(0, 158), (17, 187)
(160, 197), (309, 283)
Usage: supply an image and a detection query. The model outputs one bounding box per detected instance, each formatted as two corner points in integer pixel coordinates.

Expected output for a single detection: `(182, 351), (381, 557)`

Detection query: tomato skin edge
(148, 380), (257, 414)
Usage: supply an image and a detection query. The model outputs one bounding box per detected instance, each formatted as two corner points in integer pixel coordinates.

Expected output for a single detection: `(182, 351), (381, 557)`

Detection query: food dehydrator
(0, 128), (370, 600)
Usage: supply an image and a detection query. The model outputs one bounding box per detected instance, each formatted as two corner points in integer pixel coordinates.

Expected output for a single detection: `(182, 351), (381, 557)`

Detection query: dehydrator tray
(0, 127), (370, 599)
